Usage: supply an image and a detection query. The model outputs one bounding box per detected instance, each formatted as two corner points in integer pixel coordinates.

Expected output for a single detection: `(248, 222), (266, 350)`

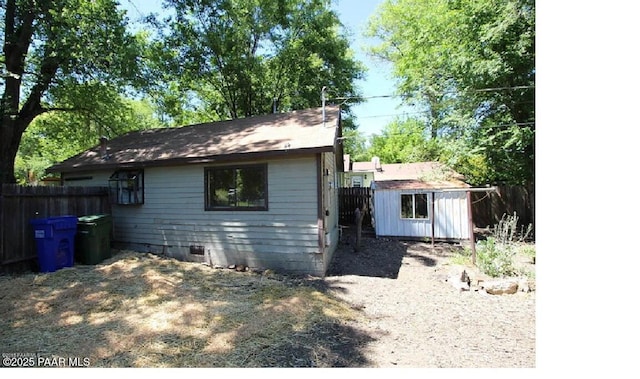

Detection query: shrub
(476, 237), (516, 278)
(494, 212), (533, 244)
(451, 246), (473, 266)
(518, 244), (536, 263)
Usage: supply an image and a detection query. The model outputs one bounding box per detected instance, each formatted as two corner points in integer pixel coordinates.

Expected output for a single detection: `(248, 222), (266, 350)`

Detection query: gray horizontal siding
(65, 156), (326, 274)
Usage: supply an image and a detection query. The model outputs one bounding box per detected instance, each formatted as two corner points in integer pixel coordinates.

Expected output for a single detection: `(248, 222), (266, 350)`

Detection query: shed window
(109, 170), (144, 205)
(205, 164), (268, 211)
(401, 193), (429, 219)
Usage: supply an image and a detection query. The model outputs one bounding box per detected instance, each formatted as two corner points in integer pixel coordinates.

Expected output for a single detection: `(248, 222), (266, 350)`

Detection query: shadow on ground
(327, 228), (448, 279)
(326, 228), (405, 278)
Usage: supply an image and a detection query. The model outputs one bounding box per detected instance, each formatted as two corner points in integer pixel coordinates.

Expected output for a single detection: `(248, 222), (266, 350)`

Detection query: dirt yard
(0, 230), (535, 368)
(325, 229), (536, 368)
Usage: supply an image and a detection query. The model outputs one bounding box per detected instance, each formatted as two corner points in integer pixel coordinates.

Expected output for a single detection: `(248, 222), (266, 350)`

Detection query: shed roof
(369, 161), (469, 190)
(48, 105), (341, 173)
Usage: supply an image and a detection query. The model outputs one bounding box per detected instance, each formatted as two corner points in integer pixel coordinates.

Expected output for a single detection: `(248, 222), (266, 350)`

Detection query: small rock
(518, 277), (534, 292)
(249, 267), (265, 274)
(446, 269), (470, 292)
(482, 279), (518, 295)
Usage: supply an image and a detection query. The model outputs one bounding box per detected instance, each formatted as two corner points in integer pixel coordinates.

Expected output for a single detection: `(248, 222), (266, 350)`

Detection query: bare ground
(324, 229), (536, 368)
(0, 230), (535, 368)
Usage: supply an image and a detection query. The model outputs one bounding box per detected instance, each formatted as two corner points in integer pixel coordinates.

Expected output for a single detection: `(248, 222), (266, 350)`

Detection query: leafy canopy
(145, 0), (366, 124)
(1, 0), (145, 183)
(366, 0), (534, 185)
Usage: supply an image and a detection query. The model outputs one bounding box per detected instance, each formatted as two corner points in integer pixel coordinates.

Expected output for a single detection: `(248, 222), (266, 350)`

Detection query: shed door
(433, 191), (469, 239)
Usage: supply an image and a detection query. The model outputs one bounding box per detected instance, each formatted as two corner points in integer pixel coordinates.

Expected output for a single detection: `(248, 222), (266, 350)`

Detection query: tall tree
(341, 128), (369, 163)
(369, 117), (431, 164)
(15, 97), (161, 184)
(0, 0), (143, 184)
(146, 0), (365, 123)
(367, 0), (534, 184)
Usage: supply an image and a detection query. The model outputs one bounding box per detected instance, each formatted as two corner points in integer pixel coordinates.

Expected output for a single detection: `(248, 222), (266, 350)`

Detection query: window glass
(415, 194), (429, 219)
(206, 164), (267, 210)
(109, 170), (144, 205)
(400, 193), (430, 219)
(401, 194), (414, 218)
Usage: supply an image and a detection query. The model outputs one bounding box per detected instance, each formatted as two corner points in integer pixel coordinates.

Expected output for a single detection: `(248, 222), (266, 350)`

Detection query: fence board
(338, 187), (372, 226)
(0, 184), (110, 272)
(471, 184), (534, 232)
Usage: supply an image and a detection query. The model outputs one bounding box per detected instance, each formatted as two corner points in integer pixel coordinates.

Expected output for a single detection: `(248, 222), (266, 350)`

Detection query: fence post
(467, 190), (476, 265)
(355, 207), (362, 252)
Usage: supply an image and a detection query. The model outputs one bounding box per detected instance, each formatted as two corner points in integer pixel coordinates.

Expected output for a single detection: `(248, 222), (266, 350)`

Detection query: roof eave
(47, 146), (335, 174)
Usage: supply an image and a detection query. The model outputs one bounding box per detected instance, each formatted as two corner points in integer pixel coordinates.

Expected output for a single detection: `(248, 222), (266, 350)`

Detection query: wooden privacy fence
(339, 187), (372, 226)
(471, 184), (534, 231)
(0, 184), (111, 272)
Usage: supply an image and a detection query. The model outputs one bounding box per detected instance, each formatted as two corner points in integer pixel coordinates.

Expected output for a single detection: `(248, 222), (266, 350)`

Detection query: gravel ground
(324, 229), (536, 368)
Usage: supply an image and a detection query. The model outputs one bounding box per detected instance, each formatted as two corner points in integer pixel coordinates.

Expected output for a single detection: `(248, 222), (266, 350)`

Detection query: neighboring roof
(48, 106), (341, 173)
(351, 161), (376, 172)
(367, 161), (470, 190)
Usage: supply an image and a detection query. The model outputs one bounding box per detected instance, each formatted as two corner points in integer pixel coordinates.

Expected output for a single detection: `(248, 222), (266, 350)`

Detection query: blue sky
(331, 0), (415, 137)
(120, 0), (412, 137)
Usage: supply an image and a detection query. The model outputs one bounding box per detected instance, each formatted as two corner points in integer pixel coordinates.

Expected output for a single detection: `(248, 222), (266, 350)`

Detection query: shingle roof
(48, 106), (341, 173)
(365, 161), (469, 190)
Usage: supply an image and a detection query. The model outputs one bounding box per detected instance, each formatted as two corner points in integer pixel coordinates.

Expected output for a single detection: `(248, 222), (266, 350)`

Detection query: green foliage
(368, 117), (429, 163)
(366, 0), (535, 185)
(476, 237), (516, 278)
(436, 135), (491, 186)
(15, 97), (161, 184)
(1, 0), (146, 183)
(450, 246), (473, 266)
(449, 212), (535, 278)
(145, 0), (365, 123)
(341, 128), (369, 162)
(475, 212), (533, 277)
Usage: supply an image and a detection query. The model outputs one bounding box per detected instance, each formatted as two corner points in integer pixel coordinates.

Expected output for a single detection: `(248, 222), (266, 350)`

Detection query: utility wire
(125, 0), (146, 20)
(328, 85), (535, 103)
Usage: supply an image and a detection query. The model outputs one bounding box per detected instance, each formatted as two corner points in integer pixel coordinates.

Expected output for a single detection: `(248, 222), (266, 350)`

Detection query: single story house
(368, 161), (473, 240)
(340, 154), (375, 188)
(47, 106), (344, 276)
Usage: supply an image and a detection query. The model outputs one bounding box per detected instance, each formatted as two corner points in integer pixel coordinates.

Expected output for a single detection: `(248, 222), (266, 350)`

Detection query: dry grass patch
(0, 250), (364, 367)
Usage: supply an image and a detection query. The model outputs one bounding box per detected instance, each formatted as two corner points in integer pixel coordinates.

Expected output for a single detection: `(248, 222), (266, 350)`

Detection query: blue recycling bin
(30, 216), (78, 273)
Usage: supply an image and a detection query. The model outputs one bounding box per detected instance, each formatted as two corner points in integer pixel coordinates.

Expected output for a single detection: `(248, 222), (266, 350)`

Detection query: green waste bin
(75, 214), (112, 265)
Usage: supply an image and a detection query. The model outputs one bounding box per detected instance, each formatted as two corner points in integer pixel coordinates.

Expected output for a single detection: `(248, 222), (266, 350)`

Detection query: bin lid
(78, 214), (111, 223)
(30, 215), (78, 225)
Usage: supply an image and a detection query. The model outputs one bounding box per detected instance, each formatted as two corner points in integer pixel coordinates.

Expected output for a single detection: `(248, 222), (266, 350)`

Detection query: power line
(328, 85), (535, 103)
(329, 94), (397, 101)
(474, 85), (534, 92)
(125, 0), (146, 20)
(357, 111), (428, 119)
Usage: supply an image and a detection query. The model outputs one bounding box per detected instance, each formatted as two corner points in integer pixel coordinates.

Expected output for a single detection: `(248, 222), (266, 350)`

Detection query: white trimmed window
(400, 193), (429, 219)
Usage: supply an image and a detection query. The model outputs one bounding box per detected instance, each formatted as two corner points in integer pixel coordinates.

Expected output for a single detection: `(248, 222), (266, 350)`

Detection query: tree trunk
(0, 122), (22, 184)
(0, 117), (33, 184)
(1, 1), (39, 184)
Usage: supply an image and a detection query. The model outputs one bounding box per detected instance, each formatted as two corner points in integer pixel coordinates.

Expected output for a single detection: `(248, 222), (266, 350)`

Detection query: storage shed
(370, 162), (472, 240)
